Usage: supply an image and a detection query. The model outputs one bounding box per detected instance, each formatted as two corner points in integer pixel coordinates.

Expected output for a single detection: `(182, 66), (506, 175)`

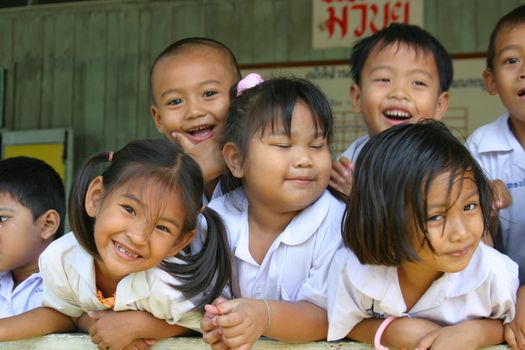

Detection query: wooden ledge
(0, 334), (511, 349)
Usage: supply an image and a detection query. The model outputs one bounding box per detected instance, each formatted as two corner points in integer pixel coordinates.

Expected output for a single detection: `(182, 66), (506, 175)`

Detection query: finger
(144, 338), (157, 345)
(210, 340), (230, 350)
(203, 327), (224, 345)
(215, 312), (244, 328)
(328, 179), (344, 193)
(505, 326), (518, 350)
(332, 160), (350, 178)
(213, 296), (229, 305)
(338, 156), (354, 170)
(201, 314), (216, 332)
(222, 333), (255, 350)
(415, 335), (433, 350)
(88, 310), (104, 320)
(205, 304), (222, 315)
(171, 132), (195, 152)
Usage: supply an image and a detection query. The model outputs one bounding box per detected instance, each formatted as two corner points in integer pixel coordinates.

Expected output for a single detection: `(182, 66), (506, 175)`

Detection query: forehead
(152, 46), (237, 86)
(427, 171), (477, 200)
(364, 43), (438, 73)
(493, 22), (525, 51)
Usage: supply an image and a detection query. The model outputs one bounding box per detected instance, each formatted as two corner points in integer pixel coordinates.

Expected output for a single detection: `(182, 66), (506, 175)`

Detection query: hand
(202, 297), (231, 350)
(212, 298), (269, 350)
(491, 179), (511, 212)
(329, 156), (354, 196)
(87, 310), (157, 350)
(505, 286), (525, 350)
(172, 132), (225, 184)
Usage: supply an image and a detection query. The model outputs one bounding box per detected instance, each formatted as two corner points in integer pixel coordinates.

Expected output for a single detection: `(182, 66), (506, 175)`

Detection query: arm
(213, 298), (326, 350)
(0, 307), (76, 341)
(78, 310), (194, 350)
(417, 319), (504, 350)
(504, 285), (525, 350)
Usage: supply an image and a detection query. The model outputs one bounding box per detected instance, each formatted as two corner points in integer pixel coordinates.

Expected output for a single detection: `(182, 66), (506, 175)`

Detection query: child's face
(226, 101), (331, 215)
(0, 192), (45, 279)
(351, 44), (449, 136)
(484, 22), (525, 124)
(410, 172), (484, 277)
(85, 178), (193, 281)
(150, 47), (236, 146)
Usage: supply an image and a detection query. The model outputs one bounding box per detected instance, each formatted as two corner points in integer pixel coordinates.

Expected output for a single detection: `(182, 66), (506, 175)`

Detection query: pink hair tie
(108, 151), (114, 162)
(236, 73), (264, 96)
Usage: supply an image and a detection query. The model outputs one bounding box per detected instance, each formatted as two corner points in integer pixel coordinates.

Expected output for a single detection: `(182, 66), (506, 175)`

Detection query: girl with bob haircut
(327, 120), (519, 350)
(201, 75), (346, 349)
(0, 139), (232, 350)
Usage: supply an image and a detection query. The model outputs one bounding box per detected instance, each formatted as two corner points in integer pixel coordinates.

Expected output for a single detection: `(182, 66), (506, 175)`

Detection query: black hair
(350, 23), (453, 93)
(0, 156), (65, 238)
(149, 37), (241, 104)
(68, 139), (232, 307)
(343, 120), (492, 266)
(486, 5), (525, 70)
(220, 77), (335, 193)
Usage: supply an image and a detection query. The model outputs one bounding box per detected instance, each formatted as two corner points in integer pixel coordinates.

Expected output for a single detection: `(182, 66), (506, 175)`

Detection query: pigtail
(161, 207), (232, 308)
(68, 151), (112, 258)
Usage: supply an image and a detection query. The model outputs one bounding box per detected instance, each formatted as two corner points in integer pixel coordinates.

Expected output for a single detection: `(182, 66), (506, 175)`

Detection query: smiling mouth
(446, 245), (471, 258)
(518, 89), (525, 97)
(185, 125), (215, 142)
(383, 109), (412, 120)
(113, 241), (140, 259)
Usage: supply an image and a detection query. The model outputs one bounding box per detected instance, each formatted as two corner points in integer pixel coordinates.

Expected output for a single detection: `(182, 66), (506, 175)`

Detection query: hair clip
(236, 73), (264, 96)
(108, 151), (114, 162)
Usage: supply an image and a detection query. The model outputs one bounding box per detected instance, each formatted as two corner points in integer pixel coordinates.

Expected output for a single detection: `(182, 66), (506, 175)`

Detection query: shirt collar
(478, 112), (515, 153)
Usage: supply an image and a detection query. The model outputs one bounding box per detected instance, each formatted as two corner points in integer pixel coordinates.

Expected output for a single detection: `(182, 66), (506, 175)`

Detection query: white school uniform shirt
(207, 188), (345, 308)
(466, 112), (525, 284)
(39, 232), (202, 331)
(340, 135), (369, 162)
(327, 243), (519, 341)
(0, 271), (43, 318)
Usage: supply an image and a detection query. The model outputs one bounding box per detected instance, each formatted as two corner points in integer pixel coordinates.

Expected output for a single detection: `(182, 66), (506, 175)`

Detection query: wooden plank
(251, 0), (277, 63)
(172, 0), (204, 40)
(287, 0), (318, 61)
(13, 14), (43, 130)
(116, 8), (140, 148)
(51, 13), (74, 129)
(0, 17), (14, 129)
(136, 7), (155, 140)
(232, 0), (253, 65)
(40, 14), (55, 129)
(103, 9), (120, 151)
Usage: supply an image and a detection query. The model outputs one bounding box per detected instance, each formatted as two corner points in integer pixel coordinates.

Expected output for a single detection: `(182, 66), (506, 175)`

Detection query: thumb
(213, 296), (229, 306)
(145, 338), (157, 345)
(205, 304), (222, 316)
(171, 132), (194, 152)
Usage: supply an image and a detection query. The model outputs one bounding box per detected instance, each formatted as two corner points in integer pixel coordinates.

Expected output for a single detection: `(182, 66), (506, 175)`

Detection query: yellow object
(3, 143), (65, 181)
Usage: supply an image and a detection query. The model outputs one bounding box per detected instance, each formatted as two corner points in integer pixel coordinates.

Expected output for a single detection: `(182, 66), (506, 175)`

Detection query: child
(328, 121), (519, 350)
(0, 139), (232, 350)
(330, 23), (452, 196)
(0, 156), (65, 318)
(150, 37), (242, 202)
(200, 76), (346, 349)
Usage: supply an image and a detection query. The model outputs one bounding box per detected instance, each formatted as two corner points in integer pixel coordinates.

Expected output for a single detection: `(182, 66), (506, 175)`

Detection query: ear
(35, 209), (61, 241)
(85, 176), (105, 218)
(483, 69), (498, 96)
(350, 84), (362, 114)
(167, 229), (196, 256)
(150, 105), (164, 133)
(432, 91), (449, 121)
(222, 142), (245, 178)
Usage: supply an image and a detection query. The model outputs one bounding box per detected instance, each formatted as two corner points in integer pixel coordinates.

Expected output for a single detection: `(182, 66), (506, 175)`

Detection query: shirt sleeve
(326, 248), (373, 341)
(39, 238), (84, 317)
(488, 251), (519, 324)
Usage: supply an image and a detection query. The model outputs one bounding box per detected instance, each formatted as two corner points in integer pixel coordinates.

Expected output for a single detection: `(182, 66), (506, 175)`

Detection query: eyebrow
(0, 207), (15, 212)
(427, 189), (479, 210)
(369, 65), (434, 80)
(496, 44), (522, 57)
(160, 79), (223, 99)
(122, 193), (182, 229)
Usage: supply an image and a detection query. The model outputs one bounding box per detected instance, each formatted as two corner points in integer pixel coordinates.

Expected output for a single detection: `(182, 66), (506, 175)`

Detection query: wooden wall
(0, 0), (524, 170)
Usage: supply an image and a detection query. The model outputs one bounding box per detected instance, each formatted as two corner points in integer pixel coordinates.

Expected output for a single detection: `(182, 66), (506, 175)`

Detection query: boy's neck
(11, 263), (39, 289)
(509, 115), (525, 150)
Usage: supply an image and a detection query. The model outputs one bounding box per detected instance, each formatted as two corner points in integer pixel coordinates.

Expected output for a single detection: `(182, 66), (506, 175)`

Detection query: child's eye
(373, 78), (390, 83)
(504, 57), (520, 65)
(0, 216), (7, 223)
(428, 214), (444, 222)
(156, 225), (171, 234)
(274, 144), (291, 148)
(413, 80), (428, 87)
(167, 98), (183, 105)
(310, 142), (326, 149)
(121, 205), (136, 215)
(464, 203), (478, 212)
(203, 90), (217, 98)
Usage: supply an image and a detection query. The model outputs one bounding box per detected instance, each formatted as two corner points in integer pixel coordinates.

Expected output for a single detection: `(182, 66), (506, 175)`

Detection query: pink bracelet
(373, 315), (398, 350)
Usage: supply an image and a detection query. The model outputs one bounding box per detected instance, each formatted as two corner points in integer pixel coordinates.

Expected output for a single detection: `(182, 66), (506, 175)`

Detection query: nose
(126, 220), (152, 246)
(446, 214), (469, 243)
(388, 81), (409, 101)
(185, 97), (206, 120)
(293, 147), (313, 168)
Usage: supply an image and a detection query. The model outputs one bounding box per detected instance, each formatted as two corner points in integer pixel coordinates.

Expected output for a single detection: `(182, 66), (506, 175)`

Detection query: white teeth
(384, 110), (411, 118)
(188, 125), (212, 133)
(115, 243), (139, 258)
